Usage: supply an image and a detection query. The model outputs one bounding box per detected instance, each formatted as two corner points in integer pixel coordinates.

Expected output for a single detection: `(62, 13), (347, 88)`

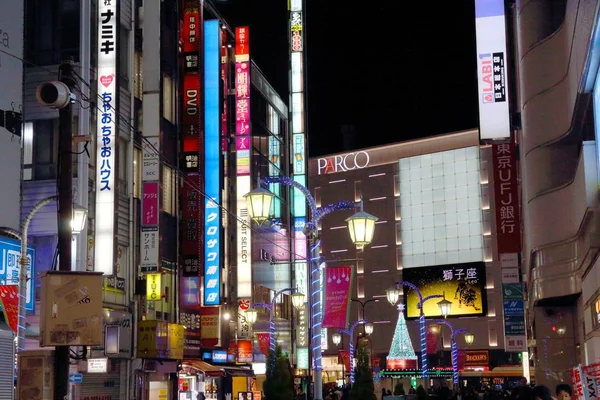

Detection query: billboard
(475, 0), (510, 140)
(94, 0), (119, 275)
(399, 147), (484, 269)
(204, 20), (221, 306)
(402, 262), (487, 319)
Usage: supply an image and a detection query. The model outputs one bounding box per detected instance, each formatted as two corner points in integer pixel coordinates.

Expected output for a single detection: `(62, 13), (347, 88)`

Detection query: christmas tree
(386, 304), (418, 369)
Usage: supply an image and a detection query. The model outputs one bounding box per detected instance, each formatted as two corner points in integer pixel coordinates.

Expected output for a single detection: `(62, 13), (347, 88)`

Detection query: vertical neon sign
(204, 20), (221, 305)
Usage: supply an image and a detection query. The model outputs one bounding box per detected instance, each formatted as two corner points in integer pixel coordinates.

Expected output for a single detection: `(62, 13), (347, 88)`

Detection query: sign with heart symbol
(100, 74), (114, 88)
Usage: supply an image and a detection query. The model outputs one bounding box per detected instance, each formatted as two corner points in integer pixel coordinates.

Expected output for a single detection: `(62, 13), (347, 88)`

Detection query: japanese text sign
(493, 143), (521, 253)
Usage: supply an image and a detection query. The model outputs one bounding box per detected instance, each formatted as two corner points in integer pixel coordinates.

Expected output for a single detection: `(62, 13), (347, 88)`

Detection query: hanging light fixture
(464, 332), (475, 346)
(364, 322), (374, 336)
(71, 205), (88, 234)
(244, 185), (275, 224)
(291, 292), (305, 310)
(245, 307), (258, 325)
(345, 200), (378, 249)
(386, 286), (400, 306)
(437, 293), (452, 318)
(332, 332), (342, 346)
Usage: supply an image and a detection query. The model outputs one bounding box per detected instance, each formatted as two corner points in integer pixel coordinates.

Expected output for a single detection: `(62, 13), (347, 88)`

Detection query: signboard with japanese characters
(237, 298), (252, 340)
(94, 0), (119, 276)
(475, 0), (510, 140)
(402, 262), (487, 318)
(296, 303), (309, 348)
(180, 0), (201, 172)
(493, 143), (521, 254)
(142, 136), (160, 181)
(140, 228), (159, 268)
(502, 281), (526, 351)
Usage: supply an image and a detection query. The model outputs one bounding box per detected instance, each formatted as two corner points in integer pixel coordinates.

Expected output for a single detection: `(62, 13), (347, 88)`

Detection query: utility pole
(55, 56), (75, 400)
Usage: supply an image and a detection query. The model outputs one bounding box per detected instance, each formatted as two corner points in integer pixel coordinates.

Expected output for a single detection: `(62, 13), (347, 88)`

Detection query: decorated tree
(264, 345), (295, 400)
(350, 342), (377, 400)
(386, 304), (418, 369)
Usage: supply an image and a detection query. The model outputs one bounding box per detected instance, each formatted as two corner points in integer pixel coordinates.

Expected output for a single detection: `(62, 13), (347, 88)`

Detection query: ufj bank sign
(317, 151), (370, 175)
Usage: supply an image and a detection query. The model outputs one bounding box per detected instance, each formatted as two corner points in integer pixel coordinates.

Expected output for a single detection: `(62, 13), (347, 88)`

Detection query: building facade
(19, 1), (297, 399)
(308, 129), (525, 387)
(512, 0), (600, 389)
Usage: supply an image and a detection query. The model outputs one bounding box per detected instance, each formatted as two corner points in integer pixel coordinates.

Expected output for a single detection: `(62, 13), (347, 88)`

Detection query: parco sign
(317, 151), (370, 175)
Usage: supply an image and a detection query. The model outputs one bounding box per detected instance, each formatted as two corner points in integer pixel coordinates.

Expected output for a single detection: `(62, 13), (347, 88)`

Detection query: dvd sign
(317, 151), (370, 175)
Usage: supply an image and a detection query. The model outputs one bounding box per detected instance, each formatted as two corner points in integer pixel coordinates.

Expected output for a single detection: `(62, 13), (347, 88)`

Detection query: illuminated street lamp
(364, 322), (374, 336)
(345, 202), (378, 249)
(386, 286), (401, 306)
(245, 307), (258, 325)
(291, 291), (305, 310)
(332, 332), (342, 346)
(437, 294), (452, 318)
(464, 332), (475, 346)
(243, 186), (275, 224)
(71, 205), (88, 234)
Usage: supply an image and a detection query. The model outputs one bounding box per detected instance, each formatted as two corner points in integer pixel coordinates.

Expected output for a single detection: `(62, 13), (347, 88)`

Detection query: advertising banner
(403, 262), (487, 318)
(94, 0), (119, 276)
(502, 282), (526, 351)
(0, 238), (35, 312)
(204, 20), (221, 306)
(256, 332), (270, 356)
(322, 266), (353, 329)
(475, 0), (510, 140)
(0, 285), (18, 332)
(142, 182), (159, 225)
(237, 340), (253, 363)
(572, 366), (586, 400)
(426, 328), (439, 354)
(338, 349), (351, 372)
(199, 306), (219, 347)
(180, 275), (201, 358)
(493, 143), (521, 253)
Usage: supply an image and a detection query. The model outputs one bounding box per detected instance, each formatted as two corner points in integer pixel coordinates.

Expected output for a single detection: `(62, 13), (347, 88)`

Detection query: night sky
(215, 1), (480, 157)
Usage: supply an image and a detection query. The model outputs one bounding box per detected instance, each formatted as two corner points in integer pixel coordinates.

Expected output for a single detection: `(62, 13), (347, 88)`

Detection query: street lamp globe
(244, 187), (275, 224)
(291, 292), (305, 310)
(386, 286), (400, 306)
(345, 206), (378, 249)
(332, 332), (342, 346)
(71, 205), (88, 234)
(364, 322), (374, 336)
(437, 296), (452, 318)
(464, 332), (475, 346)
(245, 307), (258, 325)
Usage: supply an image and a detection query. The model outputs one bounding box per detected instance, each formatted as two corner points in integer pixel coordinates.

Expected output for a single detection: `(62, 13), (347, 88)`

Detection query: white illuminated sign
(317, 151), (370, 175)
(236, 177), (252, 298)
(94, 0), (118, 275)
(87, 358), (108, 373)
(475, 0), (510, 140)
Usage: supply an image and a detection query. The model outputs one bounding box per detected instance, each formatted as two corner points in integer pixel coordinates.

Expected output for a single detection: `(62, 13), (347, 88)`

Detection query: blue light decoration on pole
(386, 282), (444, 379)
(338, 319), (370, 383)
(244, 176), (377, 400)
(247, 287), (305, 356)
(434, 319), (467, 386)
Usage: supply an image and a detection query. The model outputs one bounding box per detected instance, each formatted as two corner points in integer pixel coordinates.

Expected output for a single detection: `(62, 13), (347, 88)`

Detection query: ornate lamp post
(331, 332), (345, 384)
(245, 287), (305, 354)
(434, 319), (469, 386)
(245, 178), (377, 400)
(337, 319), (371, 383)
(386, 282), (444, 379)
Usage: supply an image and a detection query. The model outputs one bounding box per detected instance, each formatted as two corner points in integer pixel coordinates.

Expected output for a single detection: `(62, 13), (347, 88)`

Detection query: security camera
(36, 81), (74, 109)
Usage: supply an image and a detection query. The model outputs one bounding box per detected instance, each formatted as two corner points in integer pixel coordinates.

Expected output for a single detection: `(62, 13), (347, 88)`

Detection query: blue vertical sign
(204, 20), (221, 305)
(0, 238), (35, 312)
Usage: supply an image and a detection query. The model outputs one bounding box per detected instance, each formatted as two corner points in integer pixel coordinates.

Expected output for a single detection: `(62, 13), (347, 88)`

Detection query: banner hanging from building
(0, 285), (18, 333)
(322, 266), (353, 329)
(492, 143), (521, 253)
(475, 0), (510, 140)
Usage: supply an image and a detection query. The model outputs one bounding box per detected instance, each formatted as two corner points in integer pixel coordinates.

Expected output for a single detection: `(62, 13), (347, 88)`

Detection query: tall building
(512, 0), (600, 388)
(308, 129), (525, 387)
(19, 0), (296, 399)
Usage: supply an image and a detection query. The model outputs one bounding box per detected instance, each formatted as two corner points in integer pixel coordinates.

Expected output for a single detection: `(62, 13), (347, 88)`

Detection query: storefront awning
(183, 360), (225, 377)
(223, 366), (255, 378)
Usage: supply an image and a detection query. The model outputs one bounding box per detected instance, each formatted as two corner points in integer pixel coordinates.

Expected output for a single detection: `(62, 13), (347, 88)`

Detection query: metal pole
(310, 240), (323, 399)
(54, 56), (76, 400)
(267, 287), (295, 354)
(17, 196), (58, 353)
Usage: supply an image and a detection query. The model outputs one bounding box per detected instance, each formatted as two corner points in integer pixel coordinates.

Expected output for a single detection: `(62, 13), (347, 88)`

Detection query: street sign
(69, 373), (83, 384)
(503, 300), (525, 316)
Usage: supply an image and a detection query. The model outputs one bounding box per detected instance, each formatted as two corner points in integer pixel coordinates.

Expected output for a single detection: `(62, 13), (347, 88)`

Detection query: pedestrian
(533, 385), (552, 400)
(555, 384), (572, 400)
(382, 388), (388, 399)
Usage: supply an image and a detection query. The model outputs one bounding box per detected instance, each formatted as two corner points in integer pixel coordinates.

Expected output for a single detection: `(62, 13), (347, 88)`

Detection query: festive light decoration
(434, 319), (467, 385)
(387, 304), (418, 370)
(391, 281), (443, 378)
(339, 319), (369, 383)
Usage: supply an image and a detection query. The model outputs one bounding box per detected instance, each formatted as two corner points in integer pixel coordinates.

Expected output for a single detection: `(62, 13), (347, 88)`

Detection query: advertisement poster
(403, 262), (487, 319)
(322, 266), (353, 328)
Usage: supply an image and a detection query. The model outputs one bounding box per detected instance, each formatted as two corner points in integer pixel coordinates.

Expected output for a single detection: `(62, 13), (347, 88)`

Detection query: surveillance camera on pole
(35, 81), (75, 109)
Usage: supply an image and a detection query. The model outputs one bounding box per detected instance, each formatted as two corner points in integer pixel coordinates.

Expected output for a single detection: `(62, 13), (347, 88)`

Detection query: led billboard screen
(402, 262), (487, 319)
